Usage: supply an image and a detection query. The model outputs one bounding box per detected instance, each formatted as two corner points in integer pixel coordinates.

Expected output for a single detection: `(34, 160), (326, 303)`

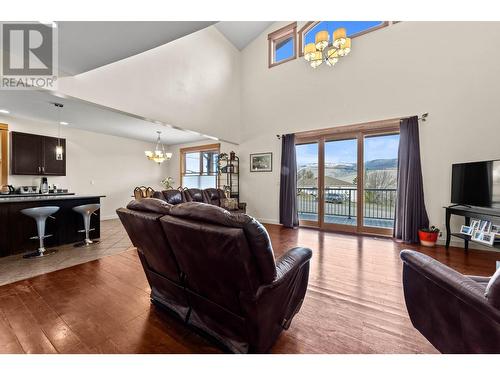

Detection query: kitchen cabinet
(10, 131), (66, 176)
(0, 195), (102, 257)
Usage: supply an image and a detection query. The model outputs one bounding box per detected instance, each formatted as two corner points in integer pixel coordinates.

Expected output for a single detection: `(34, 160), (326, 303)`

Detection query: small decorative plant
(160, 177), (174, 190)
(418, 226), (440, 247)
(420, 226), (440, 233)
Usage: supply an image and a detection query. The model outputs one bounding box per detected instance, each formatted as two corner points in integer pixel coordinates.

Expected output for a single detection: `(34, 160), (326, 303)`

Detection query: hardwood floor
(0, 220), (498, 354)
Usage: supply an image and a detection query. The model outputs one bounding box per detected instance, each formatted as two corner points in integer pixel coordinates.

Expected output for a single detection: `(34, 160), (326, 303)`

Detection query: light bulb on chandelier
(303, 27), (352, 69)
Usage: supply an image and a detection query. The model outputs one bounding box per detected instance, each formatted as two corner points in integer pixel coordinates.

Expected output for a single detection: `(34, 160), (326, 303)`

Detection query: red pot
(419, 230), (439, 247)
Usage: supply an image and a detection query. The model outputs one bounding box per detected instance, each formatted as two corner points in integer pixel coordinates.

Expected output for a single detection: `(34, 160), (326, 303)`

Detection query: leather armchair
(117, 199), (312, 353)
(400, 250), (500, 353)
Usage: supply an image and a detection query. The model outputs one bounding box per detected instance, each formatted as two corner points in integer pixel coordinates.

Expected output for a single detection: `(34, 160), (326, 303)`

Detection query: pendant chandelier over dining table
(303, 27), (351, 68)
(145, 131), (172, 164)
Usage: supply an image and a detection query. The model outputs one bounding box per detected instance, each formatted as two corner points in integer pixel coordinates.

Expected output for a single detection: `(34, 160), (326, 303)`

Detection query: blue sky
(276, 21), (383, 62)
(304, 21), (384, 45)
(296, 134), (400, 165)
(275, 38), (294, 62)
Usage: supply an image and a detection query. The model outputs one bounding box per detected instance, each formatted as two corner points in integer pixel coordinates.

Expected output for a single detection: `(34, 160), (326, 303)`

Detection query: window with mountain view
(295, 124), (399, 233)
(297, 142), (319, 223)
(363, 133), (399, 228)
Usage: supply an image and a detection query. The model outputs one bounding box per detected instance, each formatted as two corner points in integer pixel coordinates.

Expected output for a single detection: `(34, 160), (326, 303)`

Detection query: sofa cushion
(169, 202), (277, 283)
(152, 189), (186, 205)
(127, 198), (172, 214)
(204, 188), (224, 206)
(221, 198), (239, 211)
(485, 267), (500, 309)
(185, 188), (206, 203)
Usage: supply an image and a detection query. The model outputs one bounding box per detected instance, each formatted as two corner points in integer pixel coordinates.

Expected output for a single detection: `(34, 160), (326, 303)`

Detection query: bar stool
(21, 206), (60, 258)
(73, 204), (100, 247)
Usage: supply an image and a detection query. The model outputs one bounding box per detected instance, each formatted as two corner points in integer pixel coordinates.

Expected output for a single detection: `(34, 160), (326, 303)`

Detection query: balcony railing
(297, 187), (397, 221)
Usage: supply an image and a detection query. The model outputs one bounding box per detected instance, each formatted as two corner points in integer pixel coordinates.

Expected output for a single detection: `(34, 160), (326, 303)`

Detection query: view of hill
(297, 158), (397, 188)
(365, 158), (398, 170)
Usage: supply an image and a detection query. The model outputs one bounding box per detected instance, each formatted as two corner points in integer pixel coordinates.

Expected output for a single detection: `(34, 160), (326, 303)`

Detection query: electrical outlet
(90, 180), (95, 185)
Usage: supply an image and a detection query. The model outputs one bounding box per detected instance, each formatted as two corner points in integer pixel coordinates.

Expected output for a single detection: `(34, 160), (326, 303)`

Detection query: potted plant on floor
(418, 226), (440, 247)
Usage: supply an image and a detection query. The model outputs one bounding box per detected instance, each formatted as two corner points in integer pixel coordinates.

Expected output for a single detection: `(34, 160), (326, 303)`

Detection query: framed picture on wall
(250, 152), (272, 172)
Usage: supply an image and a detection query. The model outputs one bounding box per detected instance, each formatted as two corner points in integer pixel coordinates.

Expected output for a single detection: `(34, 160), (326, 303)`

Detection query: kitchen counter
(0, 192), (74, 198)
(0, 194), (105, 204)
(0, 195), (105, 257)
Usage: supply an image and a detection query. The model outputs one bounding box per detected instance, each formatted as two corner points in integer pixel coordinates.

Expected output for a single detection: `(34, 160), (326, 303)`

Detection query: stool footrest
(29, 234), (53, 240)
(77, 228), (96, 233)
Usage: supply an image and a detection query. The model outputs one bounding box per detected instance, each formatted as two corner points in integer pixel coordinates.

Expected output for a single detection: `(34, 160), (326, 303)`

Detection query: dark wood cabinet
(11, 131), (66, 176)
(10, 132), (42, 175)
(0, 196), (101, 257)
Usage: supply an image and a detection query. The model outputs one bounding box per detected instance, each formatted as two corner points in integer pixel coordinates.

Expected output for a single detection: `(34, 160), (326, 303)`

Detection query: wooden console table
(444, 205), (500, 250)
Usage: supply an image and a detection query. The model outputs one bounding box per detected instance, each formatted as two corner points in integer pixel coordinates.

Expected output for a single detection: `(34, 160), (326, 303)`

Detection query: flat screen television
(451, 160), (500, 208)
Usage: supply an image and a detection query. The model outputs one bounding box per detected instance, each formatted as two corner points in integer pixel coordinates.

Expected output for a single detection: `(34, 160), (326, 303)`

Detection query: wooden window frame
(297, 21), (389, 57)
(295, 118), (400, 237)
(0, 123), (8, 185)
(180, 143), (220, 188)
(268, 22), (297, 68)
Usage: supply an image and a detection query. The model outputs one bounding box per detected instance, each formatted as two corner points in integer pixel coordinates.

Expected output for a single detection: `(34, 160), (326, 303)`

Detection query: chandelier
(144, 131), (172, 164)
(303, 27), (351, 68)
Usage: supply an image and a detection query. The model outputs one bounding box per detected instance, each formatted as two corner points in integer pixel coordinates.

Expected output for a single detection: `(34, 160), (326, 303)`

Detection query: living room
(1, 1), (499, 373)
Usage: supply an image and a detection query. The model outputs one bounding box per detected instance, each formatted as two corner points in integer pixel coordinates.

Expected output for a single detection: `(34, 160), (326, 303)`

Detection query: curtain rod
(401, 113), (429, 122)
(276, 113), (429, 139)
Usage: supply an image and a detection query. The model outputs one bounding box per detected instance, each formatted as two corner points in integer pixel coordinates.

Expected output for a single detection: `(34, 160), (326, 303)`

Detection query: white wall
(56, 26), (242, 144)
(1, 115), (167, 219)
(239, 21), (500, 238)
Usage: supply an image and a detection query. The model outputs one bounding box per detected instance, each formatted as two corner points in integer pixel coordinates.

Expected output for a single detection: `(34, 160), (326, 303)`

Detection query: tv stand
(448, 203), (471, 209)
(444, 205), (500, 250)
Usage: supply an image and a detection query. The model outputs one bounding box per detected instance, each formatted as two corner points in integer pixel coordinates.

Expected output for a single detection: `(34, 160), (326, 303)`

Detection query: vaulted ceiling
(55, 21), (273, 76)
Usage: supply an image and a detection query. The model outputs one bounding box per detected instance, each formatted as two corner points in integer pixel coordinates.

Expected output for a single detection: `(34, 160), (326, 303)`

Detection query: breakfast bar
(0, 194), (105, 257)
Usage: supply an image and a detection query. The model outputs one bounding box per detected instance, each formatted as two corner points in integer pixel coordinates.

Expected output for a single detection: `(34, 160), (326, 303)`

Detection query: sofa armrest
(246, 247), (312, 350)
(273, 247), (312, 285)
(400, 250), (497, 313)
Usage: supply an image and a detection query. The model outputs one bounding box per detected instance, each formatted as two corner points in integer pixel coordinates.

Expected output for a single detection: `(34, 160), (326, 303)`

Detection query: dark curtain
(279, 134), (299, 228)
(394, 116), (429, 243)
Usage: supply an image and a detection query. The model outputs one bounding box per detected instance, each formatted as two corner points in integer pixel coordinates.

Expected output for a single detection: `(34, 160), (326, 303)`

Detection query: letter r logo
(2, 23), (54, 76)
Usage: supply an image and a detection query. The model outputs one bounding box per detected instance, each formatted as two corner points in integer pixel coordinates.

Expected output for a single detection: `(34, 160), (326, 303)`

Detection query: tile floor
(0, 220), (133, 286)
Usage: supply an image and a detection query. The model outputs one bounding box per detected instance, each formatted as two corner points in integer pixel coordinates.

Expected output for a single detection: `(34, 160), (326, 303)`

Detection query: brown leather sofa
(117, 198), (312, 353)
(153, 188), (246, 213)
(400, 250), (500, 353)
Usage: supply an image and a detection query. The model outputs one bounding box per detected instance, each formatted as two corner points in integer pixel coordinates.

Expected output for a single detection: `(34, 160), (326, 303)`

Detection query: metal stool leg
(73, 204), (100, 247)
(22, 207), (59, 259)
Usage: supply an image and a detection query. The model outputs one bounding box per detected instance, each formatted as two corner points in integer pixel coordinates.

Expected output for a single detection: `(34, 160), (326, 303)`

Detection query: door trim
(0, 123), (8, 185)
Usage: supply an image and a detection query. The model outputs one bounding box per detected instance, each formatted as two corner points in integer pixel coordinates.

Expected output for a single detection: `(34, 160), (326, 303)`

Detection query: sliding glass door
(296, 124), (399, 235)
(296, 141), (320, 226)
(323, 137), (358, 230)
(363, 133), (399, 231)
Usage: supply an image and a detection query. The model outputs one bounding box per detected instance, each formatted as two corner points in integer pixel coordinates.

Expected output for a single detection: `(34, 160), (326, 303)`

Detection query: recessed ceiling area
(0, 90), (210, 145)
(56, 21), (216, 75)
